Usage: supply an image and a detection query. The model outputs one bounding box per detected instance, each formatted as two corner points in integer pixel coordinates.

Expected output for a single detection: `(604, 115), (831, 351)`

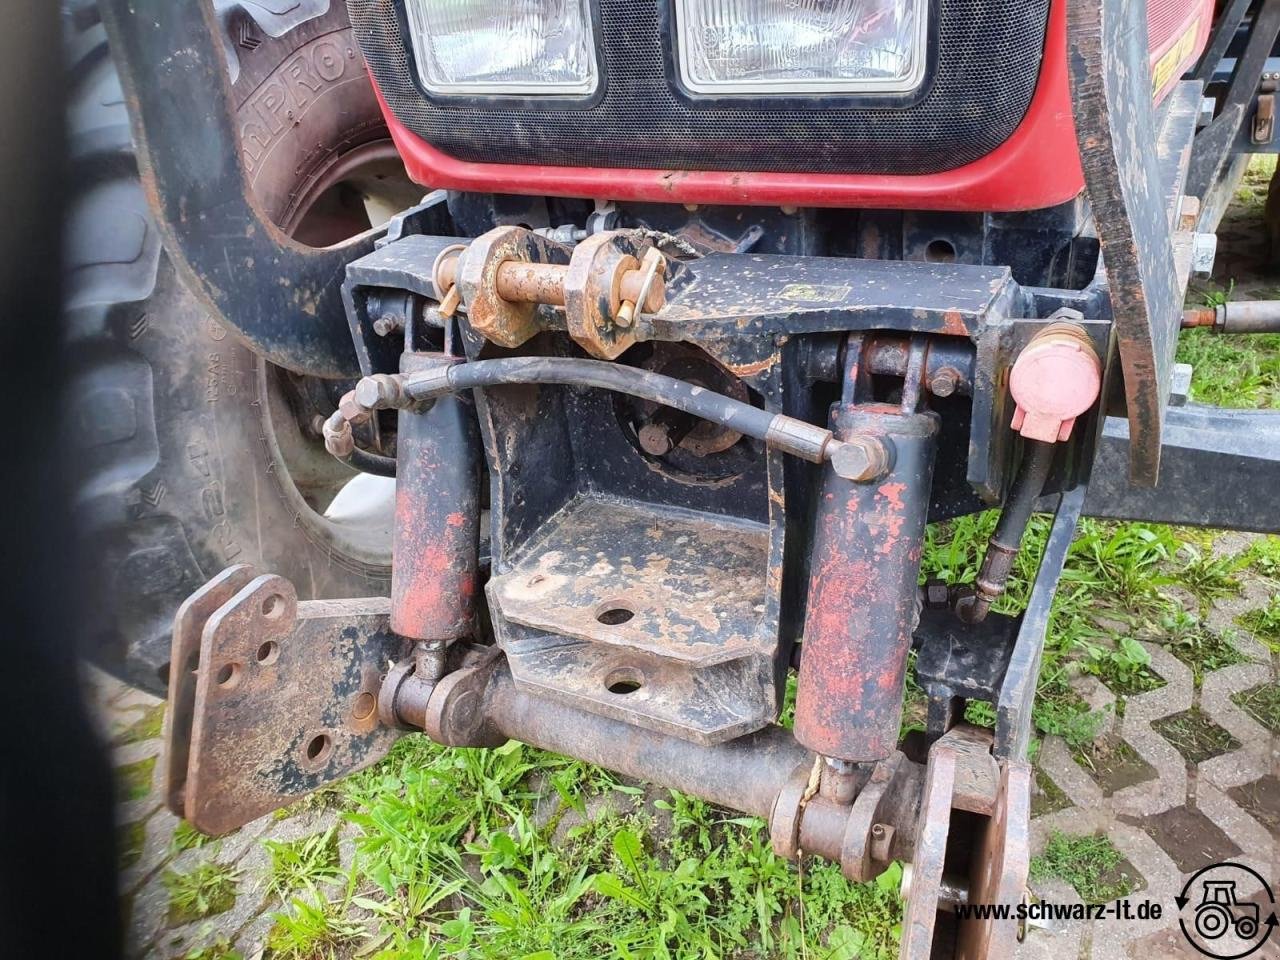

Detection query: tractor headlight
(404, 0), (599, 96)
(674, 0), (928, 96)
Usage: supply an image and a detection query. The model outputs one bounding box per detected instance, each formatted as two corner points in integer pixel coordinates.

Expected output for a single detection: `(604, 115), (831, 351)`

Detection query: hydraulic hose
(391, 356), (838, 465)
(956, 440), (1056, 624)
(346, 446), (397, 478)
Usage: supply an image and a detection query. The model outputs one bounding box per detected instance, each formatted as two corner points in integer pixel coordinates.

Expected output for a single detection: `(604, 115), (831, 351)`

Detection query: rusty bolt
(923, 578), (950, 610)
(354, 373), (406, 411)
(371, 313), (404, 337)
(337, 390), (371, 427)
(928, 367), (960, 398)
(870, 822), (895, 862)
(829, 435), (893, 482)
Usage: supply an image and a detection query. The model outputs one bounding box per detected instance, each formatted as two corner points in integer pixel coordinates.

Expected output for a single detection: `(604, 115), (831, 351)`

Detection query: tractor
(1195, 880), (1261, 941)
(66, 0), (1280, 957)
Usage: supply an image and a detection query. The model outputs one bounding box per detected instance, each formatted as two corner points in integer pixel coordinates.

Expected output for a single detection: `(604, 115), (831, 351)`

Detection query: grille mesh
(350, 0), (1051, 176)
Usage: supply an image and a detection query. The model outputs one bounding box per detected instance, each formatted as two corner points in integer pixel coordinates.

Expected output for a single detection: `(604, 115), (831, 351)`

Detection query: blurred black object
(0, 2), (122, 957)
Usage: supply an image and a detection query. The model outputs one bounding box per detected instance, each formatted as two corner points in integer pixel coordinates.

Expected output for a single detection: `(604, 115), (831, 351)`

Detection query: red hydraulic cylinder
(390, 352), (481, 643)
(794, 404), (940, 763)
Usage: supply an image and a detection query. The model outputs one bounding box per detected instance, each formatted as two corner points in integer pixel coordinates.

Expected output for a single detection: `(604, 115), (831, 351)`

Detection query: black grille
(350, 0), (1051, 176)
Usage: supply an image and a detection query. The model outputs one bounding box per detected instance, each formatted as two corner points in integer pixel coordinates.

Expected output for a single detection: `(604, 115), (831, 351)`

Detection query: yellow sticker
(1152, 17), (1201, 96)
(778, 283), (852, 304)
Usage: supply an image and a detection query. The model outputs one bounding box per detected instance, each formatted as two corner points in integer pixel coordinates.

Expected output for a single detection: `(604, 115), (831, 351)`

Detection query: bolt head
(830, 436), (892, 482)
(929, 369), (959, 398)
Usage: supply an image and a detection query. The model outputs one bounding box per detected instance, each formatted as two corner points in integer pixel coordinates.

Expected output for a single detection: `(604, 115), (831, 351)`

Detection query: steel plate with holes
(490, 497), (771, 665)
(175, 571), (404, 835)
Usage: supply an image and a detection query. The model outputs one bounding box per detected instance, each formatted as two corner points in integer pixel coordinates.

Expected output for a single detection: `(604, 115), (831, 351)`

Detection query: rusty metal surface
(1067, 1), (1196, 484)
(163, 564), (255, 817)
(901, 742), (958, 960)
(482, 661), (808, 819)
(391, 352), (482, 642)
(794, 405), (940, 762)
(564, 232), (646, 360)
(957, 762), (1032, 960)
(492, 497), (770, 664)
(490, 494), (776, 743)
(651, 253), (1015, 341)
(180, 574), (404, 835)
(459, 226), (571, 348)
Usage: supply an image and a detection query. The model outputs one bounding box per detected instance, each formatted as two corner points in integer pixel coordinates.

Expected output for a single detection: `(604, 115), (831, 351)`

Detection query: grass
(1232, 684), (1280, 734)
(1160, 611), (1247, 686)
(1029, 833), (1138, 904)
(1239, 595), (1280, 653)
(163, 862), (240, 925)
(1175, 330), (1280, 409)
(172, 820), (213, 854)
(1151, 708), (1242, 765)
(119, 819), (147, 871)
(115, 702), (166, 746)
(265, 827), (342, 901)
(115, 756), (156, 803)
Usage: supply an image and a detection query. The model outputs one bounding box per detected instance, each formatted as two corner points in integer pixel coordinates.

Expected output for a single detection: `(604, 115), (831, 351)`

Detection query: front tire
(65, 1), (399, 693)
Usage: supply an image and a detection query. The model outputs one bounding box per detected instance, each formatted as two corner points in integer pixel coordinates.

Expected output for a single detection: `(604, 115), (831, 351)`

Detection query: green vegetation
(1232, 684), (1280, 734)
(265, 827), (342, 901)
(172, 820), (213, 854)
(181, 937), (242, 960)
(1030, 833), (1137, 904)
(1161, 612), (1247, 686)
(119, 819), (147, 871)
(1151, 708), (1242, 765)
(1239, 595), (1280, 652)
(115, 756), (156, 803)
(115, 702), (166, 746)
(163, 862), (240, 925)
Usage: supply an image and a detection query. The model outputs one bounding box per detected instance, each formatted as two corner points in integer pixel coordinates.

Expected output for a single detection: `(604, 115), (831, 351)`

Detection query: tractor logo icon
(1195, 880), (1260, 941)
(1176, 862), (1277, 959)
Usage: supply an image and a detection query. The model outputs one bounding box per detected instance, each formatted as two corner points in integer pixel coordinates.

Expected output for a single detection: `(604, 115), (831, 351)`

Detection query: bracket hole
(216, 662), (242, 689)
(351, 692), (376, 721)
(595, 603), (635, 626)
(262, 594), (286, 620)
(185, 651), (200, 674)
(256, 640), (280, 665)
(304, 734), (332, 766)
(527, 574), (546, 587)
(604, 667), (644, 696)
(924, 239), (957, 263)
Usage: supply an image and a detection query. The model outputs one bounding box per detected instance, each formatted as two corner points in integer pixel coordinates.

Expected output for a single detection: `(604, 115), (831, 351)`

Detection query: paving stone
(1141, 805), (1242, 873)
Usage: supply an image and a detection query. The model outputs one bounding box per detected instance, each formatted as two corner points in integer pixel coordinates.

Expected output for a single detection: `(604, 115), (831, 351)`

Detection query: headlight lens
(404, 0), (599, 96)
(675, 0), (928, 95)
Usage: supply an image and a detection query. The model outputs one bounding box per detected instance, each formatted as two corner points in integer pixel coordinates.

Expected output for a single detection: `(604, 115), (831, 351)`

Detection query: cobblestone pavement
(92, 534), (1278, 960)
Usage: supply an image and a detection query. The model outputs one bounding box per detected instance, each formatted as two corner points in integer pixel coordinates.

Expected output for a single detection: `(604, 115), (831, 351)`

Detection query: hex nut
(337, 390), (371, 427)
(923, 579), (950, 610)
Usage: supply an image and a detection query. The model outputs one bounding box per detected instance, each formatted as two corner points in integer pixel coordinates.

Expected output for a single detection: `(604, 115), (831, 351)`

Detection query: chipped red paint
(794, 406), (939, 762)
(390, 355), (482, 642)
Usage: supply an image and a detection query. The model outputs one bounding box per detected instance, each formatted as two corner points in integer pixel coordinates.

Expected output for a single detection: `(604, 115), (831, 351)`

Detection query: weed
(265, 827), (342, 901)
(1232, 684), (1280, 734)
(115, 756), (156, 803)
(1239, 595), (1280, 652)
(1173, 542), (1242, 609)
(1030, 833), (1137, 904)
(1175, 329), (1280, 409)
(1160, 611), (1247, 685)
(1241, 535), (1280, 578)
(163, 862), (239, 925)
(118, 819), (146, 871)
(265, 889), (364, 960)
(1152, 708), (1242, 764)
(181, 936), (242, 960)
(1079, 636), (1163, 696)
(115, 702), (166, 746)
(172, 820), (213, 854)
